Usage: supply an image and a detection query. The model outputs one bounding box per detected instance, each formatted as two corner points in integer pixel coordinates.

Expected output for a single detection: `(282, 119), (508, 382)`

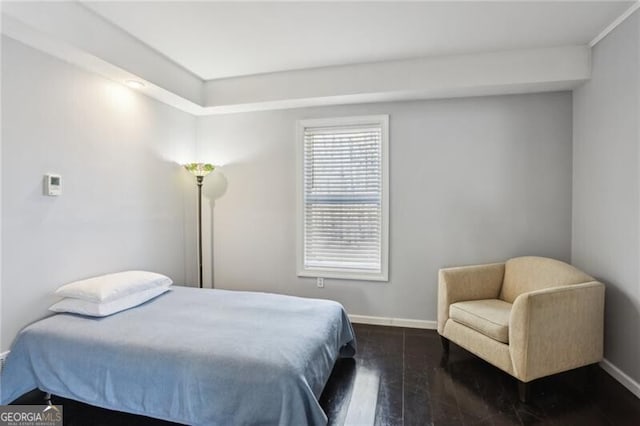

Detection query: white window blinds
(298, 116), (389, 281)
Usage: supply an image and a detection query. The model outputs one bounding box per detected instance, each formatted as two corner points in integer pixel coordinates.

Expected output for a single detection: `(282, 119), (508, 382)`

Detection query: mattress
(0, 286), (356, 425)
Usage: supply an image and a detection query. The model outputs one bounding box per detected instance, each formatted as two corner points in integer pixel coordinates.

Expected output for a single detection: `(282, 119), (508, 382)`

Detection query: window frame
(296, 115), (389, 282)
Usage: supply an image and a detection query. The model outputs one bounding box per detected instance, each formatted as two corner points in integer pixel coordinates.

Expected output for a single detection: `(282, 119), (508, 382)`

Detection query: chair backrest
(500, 256), (593, 303)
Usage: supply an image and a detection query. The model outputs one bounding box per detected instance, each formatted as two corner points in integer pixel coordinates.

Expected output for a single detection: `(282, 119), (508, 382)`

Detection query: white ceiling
(82, 1), (633, 81)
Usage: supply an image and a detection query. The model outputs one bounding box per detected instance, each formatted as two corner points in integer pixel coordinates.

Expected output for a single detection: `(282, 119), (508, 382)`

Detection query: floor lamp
(184, 163), (215, 288)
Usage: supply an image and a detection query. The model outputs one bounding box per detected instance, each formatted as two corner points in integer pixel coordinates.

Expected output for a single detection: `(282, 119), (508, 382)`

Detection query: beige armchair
(437, 256), (605, 402)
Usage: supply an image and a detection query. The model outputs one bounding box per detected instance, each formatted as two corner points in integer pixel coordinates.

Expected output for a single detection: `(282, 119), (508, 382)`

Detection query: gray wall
(572, 11), (640, 384)
(0, 37), (198, 350)
(196, 92), (574, 322)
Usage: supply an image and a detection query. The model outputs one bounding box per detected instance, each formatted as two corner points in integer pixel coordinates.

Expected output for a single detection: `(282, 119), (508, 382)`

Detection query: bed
(0, 286), (356, 425)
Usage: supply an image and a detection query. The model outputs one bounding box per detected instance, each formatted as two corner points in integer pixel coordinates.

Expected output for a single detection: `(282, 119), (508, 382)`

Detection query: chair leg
(518, 381), (530, 403)
(585, 363), (600, 390)
(440, 336), (450, 354)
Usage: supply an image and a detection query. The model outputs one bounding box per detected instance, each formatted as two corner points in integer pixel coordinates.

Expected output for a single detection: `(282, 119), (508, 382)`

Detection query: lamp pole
(184, 163), (214, 289)
(197, 175), (204, 288)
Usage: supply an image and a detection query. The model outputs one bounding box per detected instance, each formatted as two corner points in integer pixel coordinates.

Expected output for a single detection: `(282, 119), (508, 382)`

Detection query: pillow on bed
(55, 271), (173, 303)
(50, 285), (170, 317)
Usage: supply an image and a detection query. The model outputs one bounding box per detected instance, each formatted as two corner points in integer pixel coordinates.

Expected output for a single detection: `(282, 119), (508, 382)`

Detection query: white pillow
(55, 271), (173, 303)
(50, 286), (171, 317)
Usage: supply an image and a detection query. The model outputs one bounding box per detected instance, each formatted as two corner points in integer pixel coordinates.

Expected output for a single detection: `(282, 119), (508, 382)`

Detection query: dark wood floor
(15, 323), (640, 425)
(323, 324), (640, 426)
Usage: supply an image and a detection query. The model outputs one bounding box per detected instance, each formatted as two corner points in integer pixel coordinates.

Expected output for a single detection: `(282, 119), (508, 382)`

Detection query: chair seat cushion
(449, 299), (512, 343)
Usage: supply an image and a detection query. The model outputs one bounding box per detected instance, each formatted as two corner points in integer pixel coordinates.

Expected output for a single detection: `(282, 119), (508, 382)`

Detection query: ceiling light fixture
(125, 80), (145, 89)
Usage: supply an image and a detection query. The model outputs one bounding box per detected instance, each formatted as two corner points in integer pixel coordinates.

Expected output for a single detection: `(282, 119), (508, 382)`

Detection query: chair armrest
(509, 281), (605, 382)
(437, 263), (505, 334)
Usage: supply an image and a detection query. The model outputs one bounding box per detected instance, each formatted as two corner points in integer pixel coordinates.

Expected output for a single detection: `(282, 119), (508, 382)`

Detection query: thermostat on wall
(44, 173), (62, 196)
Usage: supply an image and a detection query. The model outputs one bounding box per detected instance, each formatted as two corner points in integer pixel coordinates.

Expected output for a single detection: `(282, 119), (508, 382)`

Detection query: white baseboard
(600, 358), (640, 399)
(348, 314), (437, 330)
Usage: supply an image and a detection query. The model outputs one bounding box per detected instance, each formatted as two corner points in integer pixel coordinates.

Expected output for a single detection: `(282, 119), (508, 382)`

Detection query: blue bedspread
(0, 286), (356, 425)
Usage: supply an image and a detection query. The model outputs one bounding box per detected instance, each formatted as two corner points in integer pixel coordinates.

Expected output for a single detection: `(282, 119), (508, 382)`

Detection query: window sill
(298, 268), (388, 282)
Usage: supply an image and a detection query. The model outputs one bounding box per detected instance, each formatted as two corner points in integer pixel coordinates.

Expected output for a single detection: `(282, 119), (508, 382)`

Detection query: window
(297, 115), (389, 281)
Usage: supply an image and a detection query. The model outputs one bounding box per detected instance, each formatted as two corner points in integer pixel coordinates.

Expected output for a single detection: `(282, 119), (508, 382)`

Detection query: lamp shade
(184, 163), (215, 178)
